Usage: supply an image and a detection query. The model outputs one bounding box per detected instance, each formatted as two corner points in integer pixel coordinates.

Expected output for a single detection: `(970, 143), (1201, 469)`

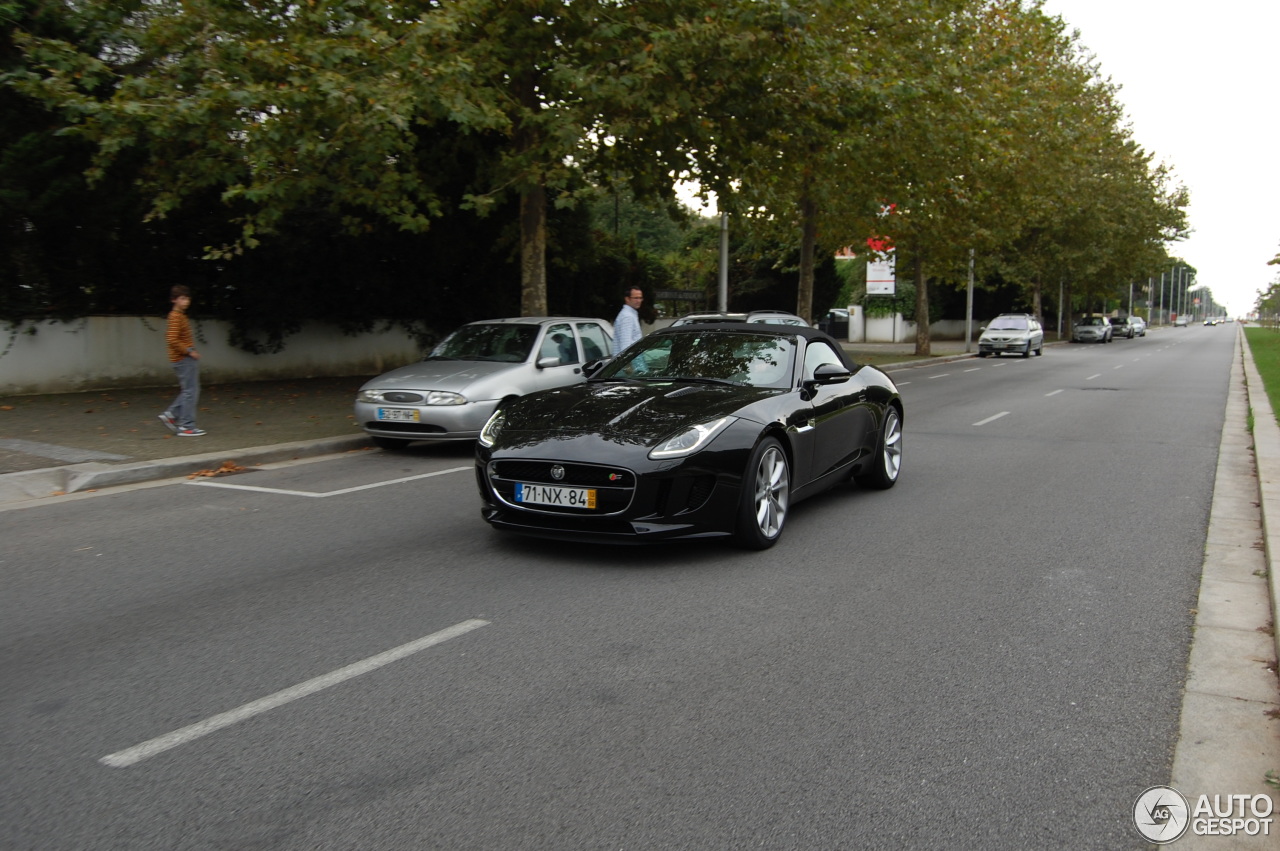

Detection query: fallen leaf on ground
(187, 460), (248, 479)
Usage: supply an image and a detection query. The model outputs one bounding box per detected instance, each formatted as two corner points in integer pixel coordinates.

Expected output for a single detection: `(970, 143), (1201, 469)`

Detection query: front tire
(856, 406), (903, 490)
(735, 437), (789, 550)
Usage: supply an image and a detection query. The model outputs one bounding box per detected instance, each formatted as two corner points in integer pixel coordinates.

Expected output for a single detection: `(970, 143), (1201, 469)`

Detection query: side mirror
(535, 356), (559, 369)
(810, 362), (852, 386)
(583, 358), (611, 377)
(979, 325), (987, 332)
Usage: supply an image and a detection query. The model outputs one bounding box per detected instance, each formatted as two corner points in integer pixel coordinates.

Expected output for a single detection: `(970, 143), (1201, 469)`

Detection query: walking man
(612, 286), (644, 355)
(159, 285), (205, 437)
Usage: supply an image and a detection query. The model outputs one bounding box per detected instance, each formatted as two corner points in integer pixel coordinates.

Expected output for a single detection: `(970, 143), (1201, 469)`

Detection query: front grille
(492, 460), (635, 488)
(381, 391), (425, 403)
(488, 460), (635, 515)
(365, 421), (447, 434)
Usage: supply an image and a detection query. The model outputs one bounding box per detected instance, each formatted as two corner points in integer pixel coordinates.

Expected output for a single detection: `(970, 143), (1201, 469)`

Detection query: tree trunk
(797, 190), (817, 324)
(913, 252), (931, 356)
(1032, 278), (1043, 325)
(514, 69), (547, 317)
(520, 183), (547, 316)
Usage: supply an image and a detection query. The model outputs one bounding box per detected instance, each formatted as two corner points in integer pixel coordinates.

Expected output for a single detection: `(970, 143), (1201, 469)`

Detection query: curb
(0, 435), (373, 506)
(1239, 331), (1280, 667)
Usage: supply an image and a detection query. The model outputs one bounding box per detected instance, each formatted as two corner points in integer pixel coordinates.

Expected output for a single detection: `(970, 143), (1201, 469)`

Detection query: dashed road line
(973, 412), (1010, 426)
(100, 619), (491, 768)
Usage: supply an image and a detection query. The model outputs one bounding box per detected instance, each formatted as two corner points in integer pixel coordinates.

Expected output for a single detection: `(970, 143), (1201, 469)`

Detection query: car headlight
(649, 417), (736, 459)
(424, 391), (466, 405)
(478, 409), (506, 448)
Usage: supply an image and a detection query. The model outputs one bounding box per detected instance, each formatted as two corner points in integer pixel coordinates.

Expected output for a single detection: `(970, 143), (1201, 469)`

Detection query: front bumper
(978, 337), (1029, 354)
(474, 439), (752, 544)
(354, 399), (498, 442)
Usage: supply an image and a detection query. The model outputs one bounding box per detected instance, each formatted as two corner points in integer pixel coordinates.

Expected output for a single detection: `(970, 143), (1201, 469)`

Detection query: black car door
(788, 339), (874, 483)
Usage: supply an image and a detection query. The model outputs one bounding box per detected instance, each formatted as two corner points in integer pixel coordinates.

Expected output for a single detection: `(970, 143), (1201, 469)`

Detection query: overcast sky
(1041, 0), (1280, 316)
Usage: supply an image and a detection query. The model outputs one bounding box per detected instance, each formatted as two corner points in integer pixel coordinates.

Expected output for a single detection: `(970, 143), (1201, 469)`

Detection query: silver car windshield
(987, 317), (1028, 330)
(596, 332), (795, 388)
(428, 324), (538, 363)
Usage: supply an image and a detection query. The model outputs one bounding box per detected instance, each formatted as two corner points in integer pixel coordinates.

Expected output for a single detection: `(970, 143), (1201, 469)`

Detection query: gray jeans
(169, 357), (200, 428)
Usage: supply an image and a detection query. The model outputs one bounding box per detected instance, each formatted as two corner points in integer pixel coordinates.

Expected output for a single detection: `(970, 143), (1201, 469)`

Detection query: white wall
(844, 308), (966, 342)
(0, 317), (423, 395)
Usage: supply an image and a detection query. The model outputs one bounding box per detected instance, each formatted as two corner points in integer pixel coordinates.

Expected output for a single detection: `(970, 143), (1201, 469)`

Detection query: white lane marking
(1113, 365), (1124, 370)
(1045, 389), (1065, 397)
(964, 368), (982, 373)
(973, 412), (1010, 426)
(186, 466), (470, 497)
(928, 373), (951, 380)
(1086, 373), (1101, 380)
(100, 619), (490, 768)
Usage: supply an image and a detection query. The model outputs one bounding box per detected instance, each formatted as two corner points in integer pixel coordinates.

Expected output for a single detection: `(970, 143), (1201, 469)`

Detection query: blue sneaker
(177, 427), (206, 437)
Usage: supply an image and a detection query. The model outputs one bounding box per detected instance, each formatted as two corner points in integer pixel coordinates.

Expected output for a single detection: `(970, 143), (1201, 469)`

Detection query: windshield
(1077, 316), (1107, 326)
(594, 332), (795, 388)
(987, 317), (1028, 331)
(428, 324), (538, 363)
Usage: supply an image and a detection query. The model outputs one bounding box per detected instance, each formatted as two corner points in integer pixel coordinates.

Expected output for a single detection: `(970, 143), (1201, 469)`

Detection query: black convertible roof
(651, 322), (861, 369)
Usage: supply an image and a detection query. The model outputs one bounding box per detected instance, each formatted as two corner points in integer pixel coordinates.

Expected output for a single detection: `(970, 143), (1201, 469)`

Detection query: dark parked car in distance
(818, 308), (850, 339)
(1109, 316), (1145, 339)
(476, 323), (903, 549)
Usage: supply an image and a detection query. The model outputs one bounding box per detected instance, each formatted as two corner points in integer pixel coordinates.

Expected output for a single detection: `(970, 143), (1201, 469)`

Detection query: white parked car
(355, 317), (614, 449)
(978, 313), (1044, 357)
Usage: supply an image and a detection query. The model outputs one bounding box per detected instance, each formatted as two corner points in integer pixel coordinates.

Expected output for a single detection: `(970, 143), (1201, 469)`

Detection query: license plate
(376, 408), (420, 422)
(515, 482), (596, 509)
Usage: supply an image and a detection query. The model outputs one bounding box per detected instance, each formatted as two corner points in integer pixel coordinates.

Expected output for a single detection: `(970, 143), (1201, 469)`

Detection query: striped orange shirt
(166, 308), (194, 363)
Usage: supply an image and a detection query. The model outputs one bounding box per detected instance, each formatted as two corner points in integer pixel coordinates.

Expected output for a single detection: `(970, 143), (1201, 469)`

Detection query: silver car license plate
(376, 408), (420, 422)
(515, 483), (596, 509)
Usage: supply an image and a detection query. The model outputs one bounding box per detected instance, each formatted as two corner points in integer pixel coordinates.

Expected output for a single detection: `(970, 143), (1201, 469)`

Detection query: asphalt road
(0, 327), (1233, 849)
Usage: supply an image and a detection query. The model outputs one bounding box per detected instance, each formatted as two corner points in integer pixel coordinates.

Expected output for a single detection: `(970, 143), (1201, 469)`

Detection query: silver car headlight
(424, 391), (466, 406)
(649, 417), (736, 460)
(478, 409), (506, 448)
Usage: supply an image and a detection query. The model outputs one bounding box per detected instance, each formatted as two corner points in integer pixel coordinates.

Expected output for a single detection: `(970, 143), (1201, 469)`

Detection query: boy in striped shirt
(159, 285), (205, 436)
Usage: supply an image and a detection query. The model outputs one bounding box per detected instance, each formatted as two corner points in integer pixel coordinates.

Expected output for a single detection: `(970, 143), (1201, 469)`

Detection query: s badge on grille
(550, 465), (565, 481)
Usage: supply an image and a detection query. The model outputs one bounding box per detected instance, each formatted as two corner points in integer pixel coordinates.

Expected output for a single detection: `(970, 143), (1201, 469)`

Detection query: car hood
(503, 380), (780, 444)
(361, 359), (518, 392)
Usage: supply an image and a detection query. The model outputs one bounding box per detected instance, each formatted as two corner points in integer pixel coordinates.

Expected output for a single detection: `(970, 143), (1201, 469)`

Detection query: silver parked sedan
(355, 317), (614, 448)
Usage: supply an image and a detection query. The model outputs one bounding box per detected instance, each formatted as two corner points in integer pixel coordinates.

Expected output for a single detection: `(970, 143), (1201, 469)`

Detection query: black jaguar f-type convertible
(475, 323), (903, 548)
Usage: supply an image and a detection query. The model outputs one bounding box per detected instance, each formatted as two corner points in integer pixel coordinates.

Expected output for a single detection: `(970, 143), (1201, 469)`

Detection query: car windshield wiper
(663, 375), (741, 386)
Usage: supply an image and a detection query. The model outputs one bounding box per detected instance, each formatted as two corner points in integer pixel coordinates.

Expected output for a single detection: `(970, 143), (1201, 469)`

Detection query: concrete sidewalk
(0, 374), (376, 503)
